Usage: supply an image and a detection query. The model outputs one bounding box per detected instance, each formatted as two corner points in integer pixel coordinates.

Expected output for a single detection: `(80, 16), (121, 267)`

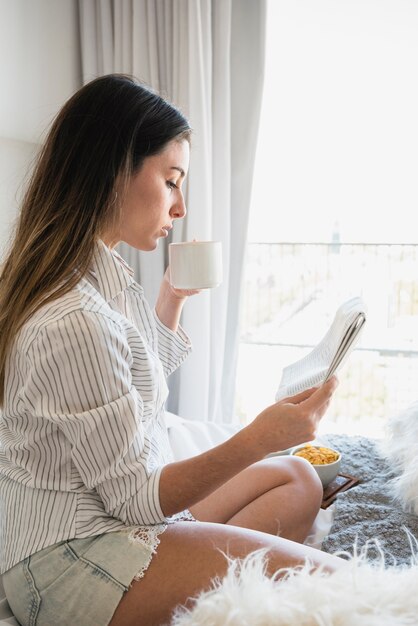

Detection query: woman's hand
(243, 377), (339, 457)
(155, 267), (201, 331)
(162, 266), (201, 300)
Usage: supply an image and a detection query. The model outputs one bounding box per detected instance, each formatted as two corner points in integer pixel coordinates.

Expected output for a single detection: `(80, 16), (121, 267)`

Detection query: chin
(142, 240), (159, 251)
(149, 239), (160, 250)
(124, 237), (158, 251)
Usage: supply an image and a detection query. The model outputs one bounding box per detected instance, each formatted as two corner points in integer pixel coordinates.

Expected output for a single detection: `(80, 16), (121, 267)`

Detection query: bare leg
(190, 456), (323, 542)
(109, 520), (343, 626)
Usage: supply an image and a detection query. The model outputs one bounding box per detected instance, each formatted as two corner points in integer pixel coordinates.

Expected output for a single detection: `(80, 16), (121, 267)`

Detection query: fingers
(281, 376), (338, 406)
(280, 387), (318, 405)
(300, 377), (338, 411)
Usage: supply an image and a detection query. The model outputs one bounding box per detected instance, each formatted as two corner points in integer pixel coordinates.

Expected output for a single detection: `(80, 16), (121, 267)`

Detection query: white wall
(0, 0), (82, 258)
(0, 137), (38, 256)
(0, 0), (81, 143)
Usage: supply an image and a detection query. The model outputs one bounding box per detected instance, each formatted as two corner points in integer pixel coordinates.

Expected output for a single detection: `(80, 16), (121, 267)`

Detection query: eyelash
(167, 181), (178, 190)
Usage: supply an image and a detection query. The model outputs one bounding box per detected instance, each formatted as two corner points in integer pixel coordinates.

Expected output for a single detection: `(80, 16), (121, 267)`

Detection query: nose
(171, 193), (187, 220)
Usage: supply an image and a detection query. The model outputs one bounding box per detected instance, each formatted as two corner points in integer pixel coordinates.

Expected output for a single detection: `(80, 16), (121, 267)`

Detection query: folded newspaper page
(275, 296), (366, 401)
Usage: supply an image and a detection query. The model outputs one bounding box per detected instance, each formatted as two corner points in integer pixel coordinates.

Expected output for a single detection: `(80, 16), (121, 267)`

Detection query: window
(236, 0), (418, 437)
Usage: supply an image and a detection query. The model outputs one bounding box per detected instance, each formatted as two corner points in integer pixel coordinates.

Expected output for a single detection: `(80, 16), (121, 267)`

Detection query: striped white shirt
(0, 240), (192, 573)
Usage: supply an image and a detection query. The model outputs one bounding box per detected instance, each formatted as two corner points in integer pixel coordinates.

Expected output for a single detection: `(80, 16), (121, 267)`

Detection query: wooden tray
(321, 473), (360, 509)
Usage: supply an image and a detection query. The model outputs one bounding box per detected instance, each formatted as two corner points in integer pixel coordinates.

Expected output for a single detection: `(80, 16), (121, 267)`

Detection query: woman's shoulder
(17, 276), (124, 353)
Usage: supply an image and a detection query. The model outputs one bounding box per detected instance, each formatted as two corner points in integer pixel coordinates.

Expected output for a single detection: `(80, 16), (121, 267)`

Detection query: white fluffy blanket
(172, 548), (418, 626)
(382, 400), (418, 514)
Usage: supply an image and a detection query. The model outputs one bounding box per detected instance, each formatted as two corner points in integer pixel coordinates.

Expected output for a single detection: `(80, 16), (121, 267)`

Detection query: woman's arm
(159, 379), (337, 516)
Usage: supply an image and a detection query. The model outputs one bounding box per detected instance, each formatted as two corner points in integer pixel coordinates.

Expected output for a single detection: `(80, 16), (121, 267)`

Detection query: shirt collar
(89, 240), (137, 302)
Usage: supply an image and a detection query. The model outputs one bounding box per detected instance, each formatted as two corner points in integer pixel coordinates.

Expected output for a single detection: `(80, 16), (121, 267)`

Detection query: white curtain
(78, 0), (266, 423)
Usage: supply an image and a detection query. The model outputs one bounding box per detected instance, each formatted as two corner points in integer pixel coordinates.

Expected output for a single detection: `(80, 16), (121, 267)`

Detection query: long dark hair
(0, 74), (191, 406)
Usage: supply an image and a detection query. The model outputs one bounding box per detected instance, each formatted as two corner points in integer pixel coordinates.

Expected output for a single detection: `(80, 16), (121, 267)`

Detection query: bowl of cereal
(291, 444), (341, 488)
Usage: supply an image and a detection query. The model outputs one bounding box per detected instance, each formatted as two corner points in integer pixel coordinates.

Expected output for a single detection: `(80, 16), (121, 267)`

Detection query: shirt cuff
(108, 464), (168, 526)
(148, 464), (168, 523)
(153, 309), (192, 376)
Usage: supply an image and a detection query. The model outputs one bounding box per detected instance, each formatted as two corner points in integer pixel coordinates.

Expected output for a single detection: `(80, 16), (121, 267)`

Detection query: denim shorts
(2, 525), (167, 626)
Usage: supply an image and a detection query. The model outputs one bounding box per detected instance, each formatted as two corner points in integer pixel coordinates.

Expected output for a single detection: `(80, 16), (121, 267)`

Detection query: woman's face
(107, 138), (190, 251)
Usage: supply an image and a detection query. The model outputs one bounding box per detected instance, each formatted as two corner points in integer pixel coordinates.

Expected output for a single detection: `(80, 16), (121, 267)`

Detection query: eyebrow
(170, 166), (186, 177)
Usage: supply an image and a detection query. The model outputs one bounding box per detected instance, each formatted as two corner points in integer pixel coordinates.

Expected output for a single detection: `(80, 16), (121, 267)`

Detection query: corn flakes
(294, 445), (339, 465)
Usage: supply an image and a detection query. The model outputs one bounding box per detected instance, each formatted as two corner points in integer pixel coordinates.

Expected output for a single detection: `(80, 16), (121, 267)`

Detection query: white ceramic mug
(169, 241), (223, 289)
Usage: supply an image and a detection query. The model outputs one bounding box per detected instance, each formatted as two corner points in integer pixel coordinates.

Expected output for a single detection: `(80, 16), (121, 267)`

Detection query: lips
(161, 225), (172, 237)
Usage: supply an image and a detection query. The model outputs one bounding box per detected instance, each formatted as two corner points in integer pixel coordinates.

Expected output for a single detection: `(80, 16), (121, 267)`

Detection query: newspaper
(275, 297), (366, 401)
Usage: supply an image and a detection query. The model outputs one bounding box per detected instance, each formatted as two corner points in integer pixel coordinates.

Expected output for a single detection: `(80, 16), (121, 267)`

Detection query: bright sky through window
(248, 0), (418, 244)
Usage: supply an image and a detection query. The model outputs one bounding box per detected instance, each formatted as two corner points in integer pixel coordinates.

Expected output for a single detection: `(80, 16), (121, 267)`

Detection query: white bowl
(291, 444), (341, 488)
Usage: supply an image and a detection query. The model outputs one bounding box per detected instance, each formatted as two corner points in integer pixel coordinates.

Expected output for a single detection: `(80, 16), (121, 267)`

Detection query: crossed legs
(109, 456), (340, 626)
(190, 455), (323, 541)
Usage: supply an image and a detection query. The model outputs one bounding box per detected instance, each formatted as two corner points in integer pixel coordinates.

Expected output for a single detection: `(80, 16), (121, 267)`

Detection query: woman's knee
(286, 456), (323, 502)
(256, 456), (323, 515)
(262, 455), (321, 488)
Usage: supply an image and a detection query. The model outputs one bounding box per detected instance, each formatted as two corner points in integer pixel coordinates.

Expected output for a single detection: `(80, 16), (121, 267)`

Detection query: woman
(0, 74), (341, 626)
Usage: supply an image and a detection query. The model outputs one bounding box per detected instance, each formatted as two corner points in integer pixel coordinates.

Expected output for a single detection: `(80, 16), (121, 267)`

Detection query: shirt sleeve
(24, 309), (167, 526)
(153, 309), (192, 377)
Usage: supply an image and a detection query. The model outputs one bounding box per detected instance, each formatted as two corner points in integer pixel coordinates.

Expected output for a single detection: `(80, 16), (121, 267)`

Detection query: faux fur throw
(171, 549), (418, 626)
(380, 401), (418, 515)
(320, 433), (418, 564)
